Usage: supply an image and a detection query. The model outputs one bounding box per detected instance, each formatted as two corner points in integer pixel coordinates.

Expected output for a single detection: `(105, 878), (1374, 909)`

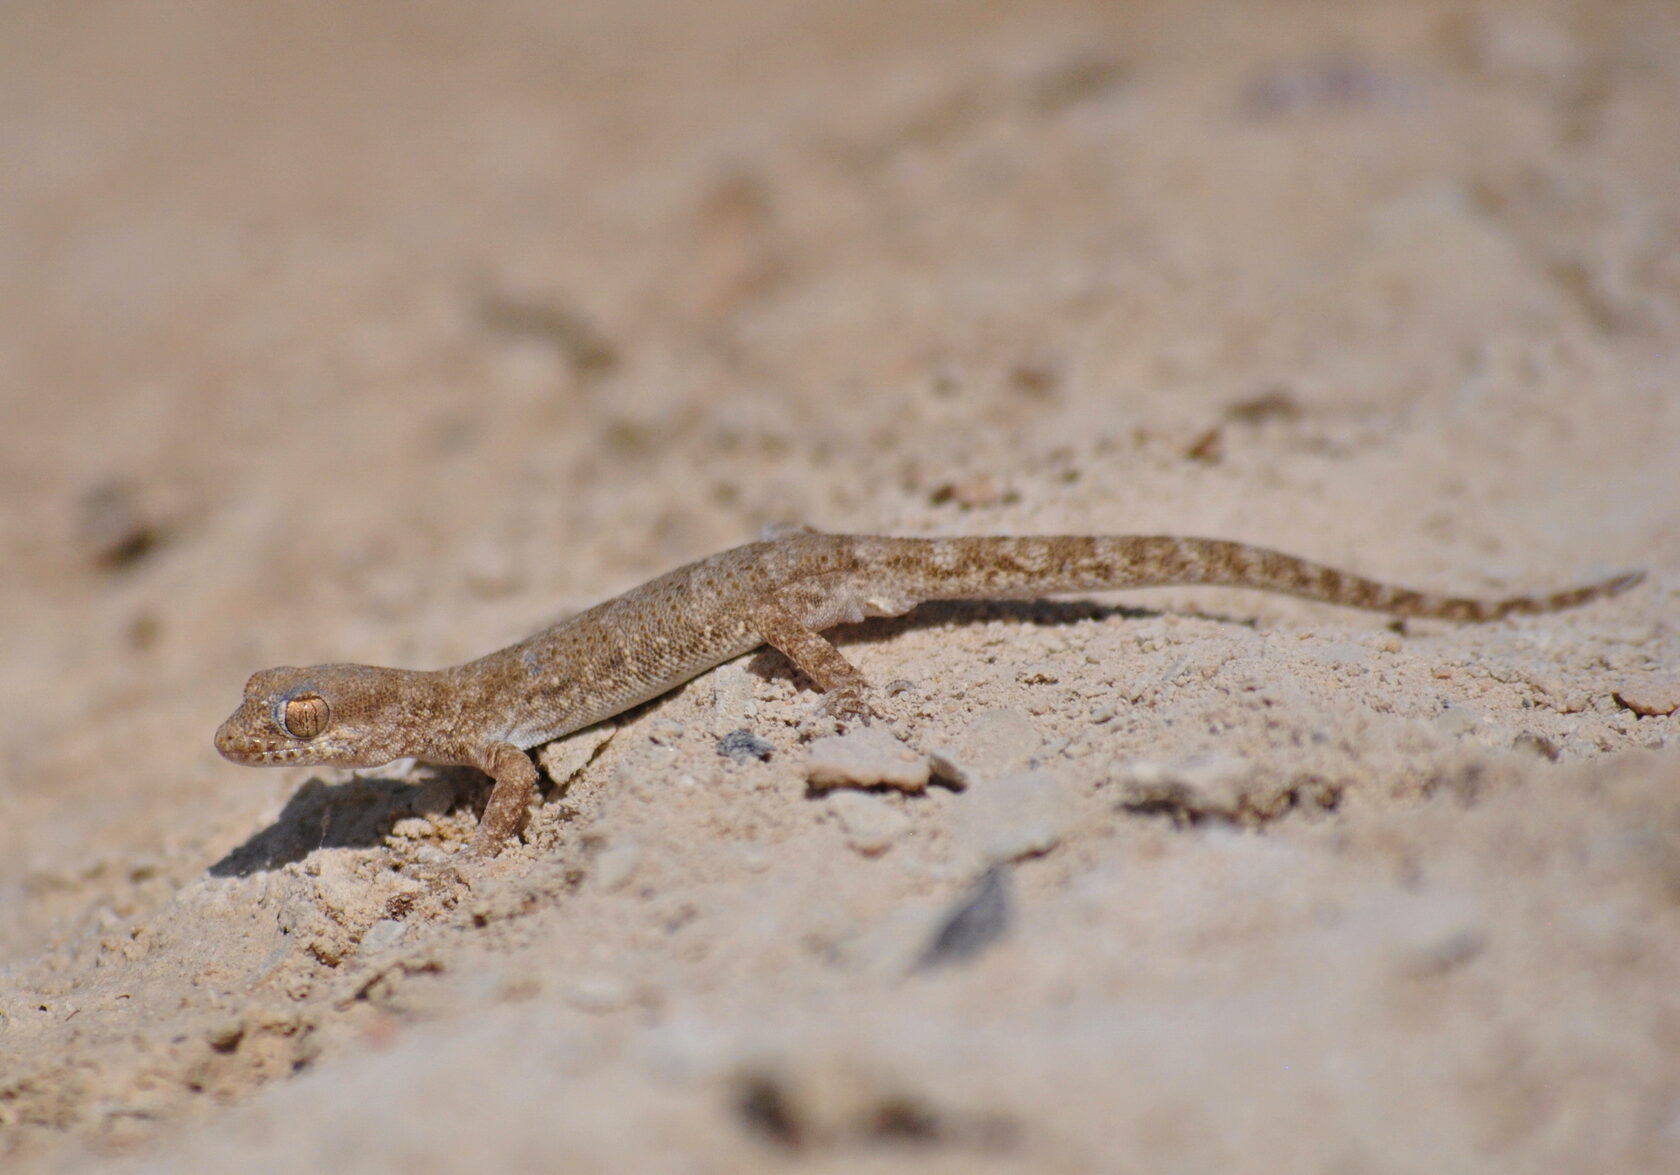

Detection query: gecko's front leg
(467, 741), (540, 856)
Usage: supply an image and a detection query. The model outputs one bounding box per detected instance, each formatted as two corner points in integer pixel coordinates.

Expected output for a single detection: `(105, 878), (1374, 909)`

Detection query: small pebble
(1116, 752), (1253, 818)
(806, 728), (930, 793)
(718, 729), (774, 762)
(1614, 680), (1680, 718)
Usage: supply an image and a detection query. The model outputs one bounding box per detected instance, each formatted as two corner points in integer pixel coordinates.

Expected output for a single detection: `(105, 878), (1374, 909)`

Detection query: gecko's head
(215, 664), (418, 769)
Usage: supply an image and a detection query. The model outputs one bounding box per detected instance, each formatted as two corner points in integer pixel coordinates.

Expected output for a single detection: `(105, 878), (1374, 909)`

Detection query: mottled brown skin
(215, 532), (1643, 855)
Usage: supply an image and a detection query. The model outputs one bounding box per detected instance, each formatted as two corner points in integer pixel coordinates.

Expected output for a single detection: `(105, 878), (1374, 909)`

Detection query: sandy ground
(3, 1), (1679, 1170)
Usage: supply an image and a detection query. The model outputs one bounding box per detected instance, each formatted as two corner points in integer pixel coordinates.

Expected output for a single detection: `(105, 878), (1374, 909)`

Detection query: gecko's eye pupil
(282, 694), (329, 739)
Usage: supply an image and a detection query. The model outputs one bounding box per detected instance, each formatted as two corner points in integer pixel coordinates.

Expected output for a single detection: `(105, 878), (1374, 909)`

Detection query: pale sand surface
(2, 2), (1678, 1171)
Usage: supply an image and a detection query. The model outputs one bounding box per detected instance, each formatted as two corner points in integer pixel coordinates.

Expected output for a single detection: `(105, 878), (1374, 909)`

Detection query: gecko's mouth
(214, 725), (311, 766)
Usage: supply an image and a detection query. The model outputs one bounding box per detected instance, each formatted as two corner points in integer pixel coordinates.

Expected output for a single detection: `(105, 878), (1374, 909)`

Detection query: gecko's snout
(215, 703), (313, 766)
(214, 714), (267, 764)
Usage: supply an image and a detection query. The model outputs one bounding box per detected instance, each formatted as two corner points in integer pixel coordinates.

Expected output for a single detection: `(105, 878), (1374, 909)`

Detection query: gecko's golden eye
(282, 693), (330, 739)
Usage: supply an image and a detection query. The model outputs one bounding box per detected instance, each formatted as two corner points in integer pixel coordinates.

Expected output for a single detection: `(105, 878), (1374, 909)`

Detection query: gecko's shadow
(748, 596), (1250, 676)
(849, 597), (1164, 642)
(208, 766), (489, 877)
(739, 596), (1259, 688)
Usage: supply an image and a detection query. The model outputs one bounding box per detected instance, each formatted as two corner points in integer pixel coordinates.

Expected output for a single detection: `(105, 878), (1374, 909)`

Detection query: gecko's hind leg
(753, 599), (874, 723)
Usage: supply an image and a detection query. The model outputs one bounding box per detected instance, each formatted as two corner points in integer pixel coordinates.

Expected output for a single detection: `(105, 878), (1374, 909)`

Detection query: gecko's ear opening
(281, 693), (330, 739)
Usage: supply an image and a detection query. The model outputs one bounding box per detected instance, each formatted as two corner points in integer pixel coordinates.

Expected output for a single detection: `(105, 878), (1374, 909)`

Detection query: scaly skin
(215, 531), (1643, 855)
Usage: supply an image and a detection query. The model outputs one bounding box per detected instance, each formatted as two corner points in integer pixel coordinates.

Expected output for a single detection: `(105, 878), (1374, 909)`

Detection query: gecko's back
(458, 533), (858, 745)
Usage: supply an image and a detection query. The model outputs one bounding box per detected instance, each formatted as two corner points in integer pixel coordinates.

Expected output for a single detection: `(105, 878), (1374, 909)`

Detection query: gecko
(215, 531), (1641, 856)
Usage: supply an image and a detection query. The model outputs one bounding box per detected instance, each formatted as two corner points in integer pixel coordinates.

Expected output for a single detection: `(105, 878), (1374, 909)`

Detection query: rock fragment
(1115, 752), (1253, 819)
(1113, 752), (1336, 824)
(718, 728), (775, 762)
(1614, 680), (1680, 718)
(806, 728), (930, 793)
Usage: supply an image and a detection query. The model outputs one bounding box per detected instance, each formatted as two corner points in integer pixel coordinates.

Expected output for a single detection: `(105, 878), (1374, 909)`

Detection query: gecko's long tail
(879, 535), (1643, 621)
